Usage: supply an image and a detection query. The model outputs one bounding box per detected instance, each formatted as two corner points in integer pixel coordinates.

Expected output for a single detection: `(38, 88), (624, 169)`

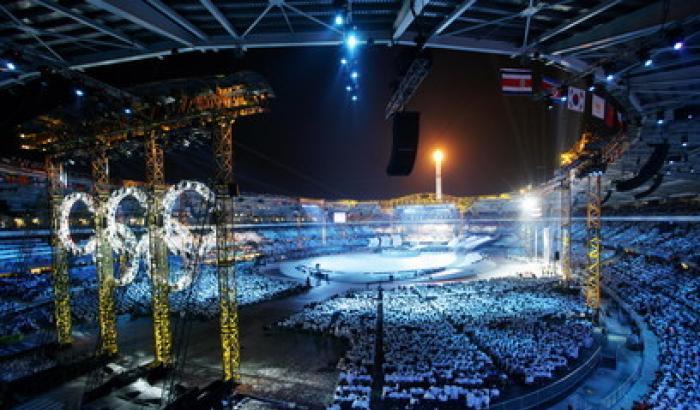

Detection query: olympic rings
(57, 181), (217, 291)
(105, 187), (149, 286)
(59, 192), (97, 256)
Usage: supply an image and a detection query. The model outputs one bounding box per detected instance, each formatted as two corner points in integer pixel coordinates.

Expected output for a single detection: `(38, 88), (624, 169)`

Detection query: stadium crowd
(278, 291), (377, 409)
(604, 255), (699, 410)
(0, 258), (305, 382)
(279, 277), (595, 410)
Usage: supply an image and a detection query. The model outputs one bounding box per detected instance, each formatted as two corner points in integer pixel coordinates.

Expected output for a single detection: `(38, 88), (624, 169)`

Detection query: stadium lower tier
(0, 219), (698, 410)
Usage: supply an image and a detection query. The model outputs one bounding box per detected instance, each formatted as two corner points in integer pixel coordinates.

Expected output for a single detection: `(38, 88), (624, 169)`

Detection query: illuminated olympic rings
(105, 187), (149, 286)
(161, 180), (217, 291)
(59, 192), (97, 256)
(57, 181), (217, 291)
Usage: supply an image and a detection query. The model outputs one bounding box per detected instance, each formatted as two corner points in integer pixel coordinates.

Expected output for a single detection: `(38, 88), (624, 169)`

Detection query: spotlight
(75, 89), (84, 97)
(560, 96), (567, 102)
(606, 73), (614, 82)
(547, 105), (554, 110)
(334, 14), (344, 26)
(350, 70), (358, 79)
(345, 85), (352, 92)
(351, 95), (358, 101)
(644, 58), (653, 67)
(520, 195), (541, 218)
(345, 32), (359, 50)
(656, 119), (664, 125)
(588, 85), (596, 92)
(340, 57), (348, 65)
(124, 108), (132, 114)
(681, 135), (688, 147)
(6, 62), (15, 71)
(673, 40), (684, 50)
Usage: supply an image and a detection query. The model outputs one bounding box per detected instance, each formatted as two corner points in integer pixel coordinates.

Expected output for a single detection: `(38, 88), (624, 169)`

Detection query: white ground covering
(279, 251), (484, 283)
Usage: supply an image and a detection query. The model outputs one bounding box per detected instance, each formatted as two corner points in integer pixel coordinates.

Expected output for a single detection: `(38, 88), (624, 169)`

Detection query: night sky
(2, 46), (584, 200)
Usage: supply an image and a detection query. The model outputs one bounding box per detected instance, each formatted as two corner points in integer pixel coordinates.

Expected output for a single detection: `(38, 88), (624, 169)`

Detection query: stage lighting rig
(385, 45), (432, 119)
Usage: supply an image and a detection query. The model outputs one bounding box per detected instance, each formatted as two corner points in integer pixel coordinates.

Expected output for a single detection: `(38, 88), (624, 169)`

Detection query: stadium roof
(0, 1), (696, 111)
(1, 0), (698, 202)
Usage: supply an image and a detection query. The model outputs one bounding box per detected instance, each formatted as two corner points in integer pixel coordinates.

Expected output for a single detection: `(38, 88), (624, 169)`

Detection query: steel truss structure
(19, 74), (271, 384)
(560, 174), (572, 283)
(146, 131), (173, 366)
(585, 174), (602, 312)
(0, 0), (698, 119)
(91, 146), (118, 355)
(46, 155), (72, 345)
(213, 120), (240, 383)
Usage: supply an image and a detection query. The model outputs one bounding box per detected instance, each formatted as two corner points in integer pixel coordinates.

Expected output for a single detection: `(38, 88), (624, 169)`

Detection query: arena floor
(22, 255), (616, 410)
(279, 250), (483, 283)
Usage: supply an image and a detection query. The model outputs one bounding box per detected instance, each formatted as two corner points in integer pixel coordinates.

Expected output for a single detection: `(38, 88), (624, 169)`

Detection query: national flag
(605, 104), (616, 127)
(592, 94), (605, 119)
(500, 68), (533, 94)
(540, 76), (562, 99)
(567, 87), (585, 112)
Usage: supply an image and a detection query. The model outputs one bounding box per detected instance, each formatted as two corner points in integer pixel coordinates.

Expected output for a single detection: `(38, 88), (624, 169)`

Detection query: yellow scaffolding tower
(91, 148), (118, 355)
(560, 174), (572, 283)
(585, 174), (602, 312)
(213, 120), (240, 382)
(145, 131), (172, 365)
(46, 156), (72, 345)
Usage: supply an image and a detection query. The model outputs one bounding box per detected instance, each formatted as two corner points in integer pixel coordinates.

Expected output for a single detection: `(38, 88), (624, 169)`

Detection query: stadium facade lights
(520, 195), (542, 219)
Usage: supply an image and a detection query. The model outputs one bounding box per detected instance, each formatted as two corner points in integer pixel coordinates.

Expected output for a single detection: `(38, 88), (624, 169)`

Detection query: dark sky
(2, 46), (584, 199)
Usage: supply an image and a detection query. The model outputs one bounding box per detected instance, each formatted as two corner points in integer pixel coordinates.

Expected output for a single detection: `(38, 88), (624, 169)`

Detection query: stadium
(0, 1), (698, 410)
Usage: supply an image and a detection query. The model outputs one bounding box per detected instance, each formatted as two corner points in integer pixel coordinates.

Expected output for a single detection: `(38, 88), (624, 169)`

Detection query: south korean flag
(567, 87), (585, 113)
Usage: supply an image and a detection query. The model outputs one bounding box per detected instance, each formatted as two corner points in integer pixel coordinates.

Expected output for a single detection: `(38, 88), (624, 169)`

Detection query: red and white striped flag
(500, 68), (533, 94)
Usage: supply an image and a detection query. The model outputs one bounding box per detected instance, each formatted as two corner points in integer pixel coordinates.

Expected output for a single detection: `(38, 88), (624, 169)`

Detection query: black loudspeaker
(615, 143), (669, 192)
(387, 111), (420, 176)
(554, 251), (560, 261)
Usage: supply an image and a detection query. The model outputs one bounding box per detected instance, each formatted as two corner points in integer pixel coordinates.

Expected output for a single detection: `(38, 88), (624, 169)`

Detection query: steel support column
(91, 148), (118, 355)
(560, 175), (572, 283)
(585, 174), (602, 312)
(46, 156), (72, 345)
(145, 131), (172, 365)
(213, 120), (240, 383)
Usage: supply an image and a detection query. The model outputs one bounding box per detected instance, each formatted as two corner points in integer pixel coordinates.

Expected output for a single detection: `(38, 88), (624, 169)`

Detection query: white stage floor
(279, 251), (483, 283)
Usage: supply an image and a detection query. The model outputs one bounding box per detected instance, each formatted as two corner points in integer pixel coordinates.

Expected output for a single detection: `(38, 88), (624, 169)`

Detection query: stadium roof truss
(0, 0), (697, 113)
(1, 0), (699, 202)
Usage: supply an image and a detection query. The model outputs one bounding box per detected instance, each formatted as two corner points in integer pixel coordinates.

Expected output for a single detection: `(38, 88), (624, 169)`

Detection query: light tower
(433, 149), (444, 200)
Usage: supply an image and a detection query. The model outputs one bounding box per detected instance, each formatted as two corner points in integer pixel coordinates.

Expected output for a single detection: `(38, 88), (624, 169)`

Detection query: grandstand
(0, 1), (699, 410)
